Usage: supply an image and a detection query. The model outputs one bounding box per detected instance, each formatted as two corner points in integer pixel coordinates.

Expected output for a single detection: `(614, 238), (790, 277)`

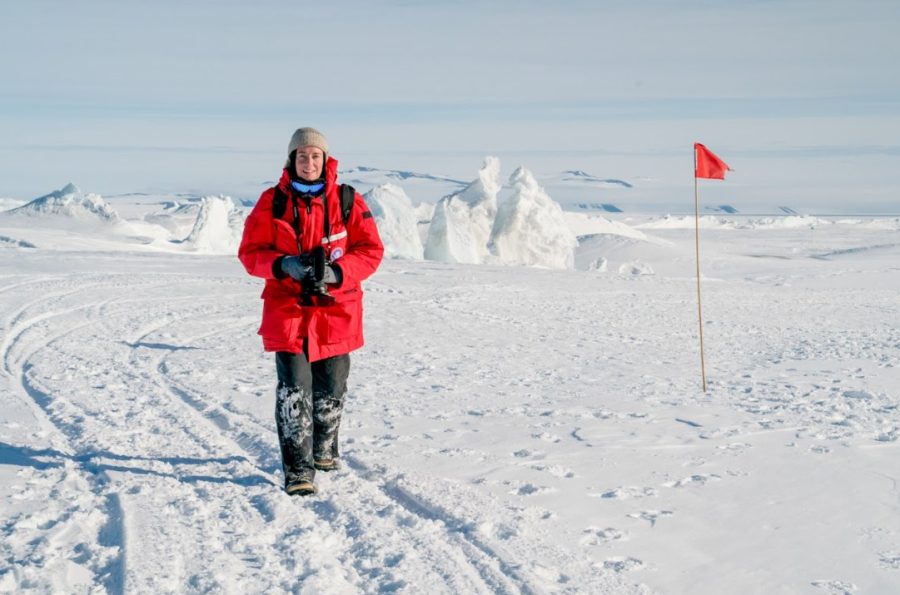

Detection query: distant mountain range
(559, 170), (633, 188)
(341, 166), (468, 185)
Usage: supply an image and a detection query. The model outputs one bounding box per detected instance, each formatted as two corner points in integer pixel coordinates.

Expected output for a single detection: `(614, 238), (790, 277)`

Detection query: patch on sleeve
(362, 211), (373, 219)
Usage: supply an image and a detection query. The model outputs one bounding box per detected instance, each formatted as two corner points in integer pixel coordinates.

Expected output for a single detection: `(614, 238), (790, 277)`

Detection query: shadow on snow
(0, 442), (274, 487)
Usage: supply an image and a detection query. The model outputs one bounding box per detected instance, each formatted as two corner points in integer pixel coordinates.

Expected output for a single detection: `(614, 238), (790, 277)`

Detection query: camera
(301, 246), (333, 299)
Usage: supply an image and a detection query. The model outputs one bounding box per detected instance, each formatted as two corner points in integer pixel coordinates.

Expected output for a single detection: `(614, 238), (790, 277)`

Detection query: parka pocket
(318, 296), (362, 344)
(258, 299), (302, 343)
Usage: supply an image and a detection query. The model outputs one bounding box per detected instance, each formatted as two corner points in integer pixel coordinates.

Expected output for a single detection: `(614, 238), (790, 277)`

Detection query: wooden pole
(693, 148), (709, 392)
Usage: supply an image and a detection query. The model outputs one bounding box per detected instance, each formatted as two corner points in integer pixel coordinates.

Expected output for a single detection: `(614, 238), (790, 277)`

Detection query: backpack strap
(271, 185), (288, 219)
(340, 184), (356, 223)
(272, 185), (303, 252)
(273, 183), (354, 230)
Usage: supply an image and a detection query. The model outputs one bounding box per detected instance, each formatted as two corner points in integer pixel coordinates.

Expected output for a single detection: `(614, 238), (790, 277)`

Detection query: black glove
(305, 247), (344, 296)
(279, 255), (312, 282)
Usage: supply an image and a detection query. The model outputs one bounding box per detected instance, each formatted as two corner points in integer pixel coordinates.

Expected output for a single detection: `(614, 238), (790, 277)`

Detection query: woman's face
(294, 146), (325, 181)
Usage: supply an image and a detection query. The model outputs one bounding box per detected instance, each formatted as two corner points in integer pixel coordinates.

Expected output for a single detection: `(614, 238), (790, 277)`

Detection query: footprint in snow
(874, 430), (898, 442)
(526, 462), (575, 478)
(590, 486), (657, 500)
(663, 474), (722, 488)
(509, 482), (555, 496)
(699, 427), (742, 440)
(512, 448), (545, 459)
(717, 442), (751, 452)
(580, 527), (626, 546)
(810, 579), (858, 594)
(627, 510), (673, 527)
(529, 563), (569, 585)
(603, 557), (643, 572)
(879, 551), (900, 569)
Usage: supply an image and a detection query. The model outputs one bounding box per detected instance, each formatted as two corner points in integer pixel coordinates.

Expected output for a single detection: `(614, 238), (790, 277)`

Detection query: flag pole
(693, 147), (708, 392)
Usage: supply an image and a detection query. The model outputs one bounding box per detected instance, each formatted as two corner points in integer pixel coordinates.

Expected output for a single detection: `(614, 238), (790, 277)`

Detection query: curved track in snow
(3, 238), (899, 593)
(1, 269), (634, 594)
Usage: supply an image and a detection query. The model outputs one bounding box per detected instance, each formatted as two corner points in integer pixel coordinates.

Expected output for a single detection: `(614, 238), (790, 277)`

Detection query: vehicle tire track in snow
(2, 272), (638, 593)
(347, 455), (543, 595)
(78, 291), (363, 591)
(0, 275), (269, 593)
(140, 304), (566, 593)
(136, 313), (281, 471)
(1, 282), (113, 376)
(333, 453), (633, 594)
(1, 280), (289, 592)
(0, 284), (129, 593)
(310, 478), (507, 594)
(144, 314), (528, 592)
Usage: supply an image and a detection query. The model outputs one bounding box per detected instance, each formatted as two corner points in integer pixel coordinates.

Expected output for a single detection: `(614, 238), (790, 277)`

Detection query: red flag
(694, 143), (731, 179)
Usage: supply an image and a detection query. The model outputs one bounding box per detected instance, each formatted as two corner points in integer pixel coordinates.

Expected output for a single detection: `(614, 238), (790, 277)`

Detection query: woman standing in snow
(238, 128), (383, 496)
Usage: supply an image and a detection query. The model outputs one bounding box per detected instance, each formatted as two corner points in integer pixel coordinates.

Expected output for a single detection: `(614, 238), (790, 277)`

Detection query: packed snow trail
(2, 223), (900, 593)
(0, 259), (641, 593)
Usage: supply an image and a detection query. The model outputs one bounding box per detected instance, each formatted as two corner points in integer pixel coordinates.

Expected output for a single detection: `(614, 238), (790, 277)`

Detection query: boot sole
(285, 481), (317, 496)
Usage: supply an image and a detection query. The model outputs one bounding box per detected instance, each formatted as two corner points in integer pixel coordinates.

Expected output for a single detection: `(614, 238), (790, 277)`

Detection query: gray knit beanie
(285, 127), (328, 167)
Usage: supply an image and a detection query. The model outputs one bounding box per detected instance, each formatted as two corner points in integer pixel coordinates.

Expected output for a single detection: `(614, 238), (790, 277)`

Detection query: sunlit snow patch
(366, 183), (423, 260)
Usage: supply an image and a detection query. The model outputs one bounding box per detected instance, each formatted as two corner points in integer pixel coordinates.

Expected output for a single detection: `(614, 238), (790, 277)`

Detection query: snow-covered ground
(1, 178), (899, 593)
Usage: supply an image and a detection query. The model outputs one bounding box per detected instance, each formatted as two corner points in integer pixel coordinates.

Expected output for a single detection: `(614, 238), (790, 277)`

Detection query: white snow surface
(489, 167), (578, 269)
(563, 212), (648, 242)
(0, 198), (26, 213)
(2, 182), (900, 593)
(424, 157), (501, 264)
(364, 184), (423, 260)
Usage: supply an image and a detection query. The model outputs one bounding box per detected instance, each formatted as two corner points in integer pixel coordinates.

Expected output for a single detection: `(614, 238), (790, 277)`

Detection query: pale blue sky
(2, 0), (899, 211)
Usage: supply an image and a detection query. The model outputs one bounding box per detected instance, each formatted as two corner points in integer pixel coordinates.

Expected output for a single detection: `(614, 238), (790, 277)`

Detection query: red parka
(238, 157), (384, 361)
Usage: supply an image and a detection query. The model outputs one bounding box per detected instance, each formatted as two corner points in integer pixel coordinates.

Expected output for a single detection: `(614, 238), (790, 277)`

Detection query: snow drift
(180, 196), (244, 254)
(0, 183), (119, 227)
(144, 201), (203, 237)
(423, 156), (501, 264)
(365, 184), (423, 260)
(489, 167), (577, 269)
(562, 212), (648, 241)
(574, 234), (688, 276)
(0, 198), (25, 213)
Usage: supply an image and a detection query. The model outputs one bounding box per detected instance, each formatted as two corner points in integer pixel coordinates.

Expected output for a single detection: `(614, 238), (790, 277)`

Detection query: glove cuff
(328, 263), (344, 286)
(272, 255), (288, 280)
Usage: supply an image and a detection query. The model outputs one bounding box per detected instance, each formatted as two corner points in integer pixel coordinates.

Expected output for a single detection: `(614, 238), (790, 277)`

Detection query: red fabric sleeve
(238, 189), (284, 279)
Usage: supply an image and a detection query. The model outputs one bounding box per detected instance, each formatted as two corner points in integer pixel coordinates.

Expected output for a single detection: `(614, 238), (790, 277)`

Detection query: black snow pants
(275, 351), (350, 485)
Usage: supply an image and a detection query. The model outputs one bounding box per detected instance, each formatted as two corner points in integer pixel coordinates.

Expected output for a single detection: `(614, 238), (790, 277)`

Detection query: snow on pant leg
(275, 351), (315, 484)
(311, 354), (350, 461)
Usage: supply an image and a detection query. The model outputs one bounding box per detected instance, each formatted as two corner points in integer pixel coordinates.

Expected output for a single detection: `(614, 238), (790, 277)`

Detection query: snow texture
(1, 177), (899, 594)
(424, 156), (501, 264)
(489, 166), (578, 269)
(365, 184), (424, 260)
(0, 183), (119, 227)
(0, 198), (26, 213)
(181, 195), (244, 254)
